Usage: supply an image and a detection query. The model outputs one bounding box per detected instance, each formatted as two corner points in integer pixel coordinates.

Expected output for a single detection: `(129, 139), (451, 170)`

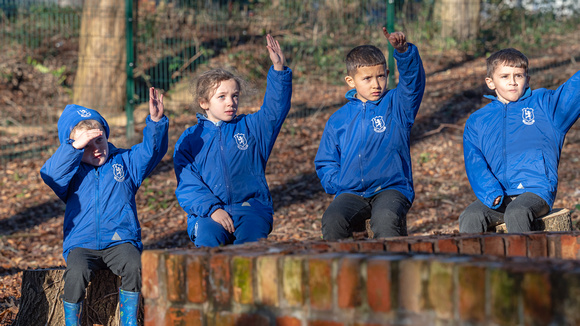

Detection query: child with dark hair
(460, 48), (580, 233)
(40, 88), (168, 326)
(315, 26), (425, 240)
(173, 34), (292, 247)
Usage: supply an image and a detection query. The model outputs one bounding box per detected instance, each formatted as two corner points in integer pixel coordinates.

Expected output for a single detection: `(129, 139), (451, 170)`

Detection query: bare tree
(436, 0), (481, 41)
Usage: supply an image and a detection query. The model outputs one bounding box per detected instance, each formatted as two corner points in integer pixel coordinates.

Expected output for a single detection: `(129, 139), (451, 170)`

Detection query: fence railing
(1, 0), (579, 165)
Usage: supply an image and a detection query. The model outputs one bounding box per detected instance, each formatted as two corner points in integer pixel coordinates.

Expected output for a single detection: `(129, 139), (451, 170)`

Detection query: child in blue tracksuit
(173, 34), (292, 247)
(315, 27), (425, 240)
(40, 88), (168, 326)
(460, 48), (580, 233)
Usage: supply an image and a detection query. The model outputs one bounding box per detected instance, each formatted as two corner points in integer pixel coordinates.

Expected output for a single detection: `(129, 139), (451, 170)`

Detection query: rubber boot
(63, 300), (82, 326)
(119, 289), (139, 326)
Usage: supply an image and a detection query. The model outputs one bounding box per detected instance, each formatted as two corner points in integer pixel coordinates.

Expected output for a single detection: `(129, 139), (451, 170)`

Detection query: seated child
(314, 26), (425, 240)
(40, 87), (168, 325)
(173, 34), (292, 247)
(460, 48), (580, 233)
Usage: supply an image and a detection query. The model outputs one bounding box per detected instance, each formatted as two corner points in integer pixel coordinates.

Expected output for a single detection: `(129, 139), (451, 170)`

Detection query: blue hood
(57, 104), (110, 144)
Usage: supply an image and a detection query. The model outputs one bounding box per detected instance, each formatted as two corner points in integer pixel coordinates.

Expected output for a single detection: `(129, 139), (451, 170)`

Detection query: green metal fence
(1, 0), (579, 165)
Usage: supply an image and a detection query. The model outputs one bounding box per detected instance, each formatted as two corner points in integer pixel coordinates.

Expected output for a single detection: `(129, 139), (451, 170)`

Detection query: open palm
(266, 34), (285, 71)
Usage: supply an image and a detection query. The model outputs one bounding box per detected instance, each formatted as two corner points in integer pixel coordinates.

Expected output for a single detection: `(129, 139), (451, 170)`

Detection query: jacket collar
(483, 87), (532, 103)
(345, 89), (385, 106)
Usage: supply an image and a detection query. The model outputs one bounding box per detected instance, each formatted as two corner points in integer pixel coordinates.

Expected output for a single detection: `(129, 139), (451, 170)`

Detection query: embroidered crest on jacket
(234, 133), (249, 150)
(112, 163), (125, 182)
(522, 108), (535, 125)
(77, 109), (91, 118)
(371, 116), (386, 133)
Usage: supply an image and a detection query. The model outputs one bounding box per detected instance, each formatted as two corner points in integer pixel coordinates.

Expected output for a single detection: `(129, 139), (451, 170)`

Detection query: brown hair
(190, 68), (247, 112)
(486, 48), (529, 78)
(70, 120), (105, 139)
(345, 45), (387, 76)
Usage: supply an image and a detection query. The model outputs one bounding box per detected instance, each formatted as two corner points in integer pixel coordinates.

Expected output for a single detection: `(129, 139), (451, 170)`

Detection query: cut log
(13, 268), (144, 326)
(495, 208), (572, 233)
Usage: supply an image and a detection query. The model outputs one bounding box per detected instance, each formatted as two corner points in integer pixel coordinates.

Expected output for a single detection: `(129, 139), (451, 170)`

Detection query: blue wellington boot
(119, 289), (140, 326)
(63, 300), (82, 326)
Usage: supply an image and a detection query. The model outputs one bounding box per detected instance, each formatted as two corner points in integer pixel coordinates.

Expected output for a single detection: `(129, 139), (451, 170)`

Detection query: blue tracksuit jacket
(314, 44), (425, 203)
(173, 66), (292, 239)
(40, 104), (169, 262)
(463, 70), (580, 209)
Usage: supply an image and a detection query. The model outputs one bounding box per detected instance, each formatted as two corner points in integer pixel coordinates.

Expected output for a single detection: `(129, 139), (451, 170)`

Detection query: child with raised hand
(40, 87), (168, 326)
(173, 34), (292, 247)
(315, 26), (425, 240)
(460, 48), (580, 233)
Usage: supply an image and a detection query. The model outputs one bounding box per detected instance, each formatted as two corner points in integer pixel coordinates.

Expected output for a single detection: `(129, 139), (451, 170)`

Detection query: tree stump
(495, 208), (572, 233)
(13, 268), (144, 326)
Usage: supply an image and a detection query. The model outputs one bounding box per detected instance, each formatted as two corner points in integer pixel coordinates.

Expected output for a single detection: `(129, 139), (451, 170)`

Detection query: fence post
(125, 0), (135, 140)
(387, 0), (395, 89)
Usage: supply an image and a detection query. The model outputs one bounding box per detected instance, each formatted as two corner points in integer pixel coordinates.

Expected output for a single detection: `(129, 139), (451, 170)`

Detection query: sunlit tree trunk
(436, 0), (481, 41)
(73, 0), (126, 114)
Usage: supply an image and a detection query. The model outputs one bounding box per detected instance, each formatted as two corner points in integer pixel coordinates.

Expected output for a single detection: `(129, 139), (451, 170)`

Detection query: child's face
(71, 128), (109, 166)
(485, 64), (529, 104)
(345, 64), (388, 103)
(200, 79), (240, 123)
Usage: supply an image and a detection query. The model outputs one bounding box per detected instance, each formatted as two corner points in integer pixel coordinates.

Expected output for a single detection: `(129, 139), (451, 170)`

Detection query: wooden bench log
(495, 208), (572, 233)
(13, 268), (144, 326)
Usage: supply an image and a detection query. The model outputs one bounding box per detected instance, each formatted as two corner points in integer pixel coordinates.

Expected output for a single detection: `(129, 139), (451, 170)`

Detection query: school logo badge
(371, 116), (386, 133)
(77, 109), (91, 118)
(522, 108), (535, 125)
(112, 163), (125, 182)
(234, 133), (248, 150)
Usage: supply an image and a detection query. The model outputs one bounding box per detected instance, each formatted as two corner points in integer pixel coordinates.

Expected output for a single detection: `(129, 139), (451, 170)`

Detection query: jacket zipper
(218, 126), (232, 211)
(95, 168), (101, 249)
(359, 102), (366, 195)
(502, 103), (508, 187)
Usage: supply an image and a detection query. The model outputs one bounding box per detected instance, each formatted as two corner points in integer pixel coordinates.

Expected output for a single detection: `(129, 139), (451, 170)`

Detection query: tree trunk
(436, 0), (481, 41)
(13, 269), (144, 326)
(72, 0), (127, 115)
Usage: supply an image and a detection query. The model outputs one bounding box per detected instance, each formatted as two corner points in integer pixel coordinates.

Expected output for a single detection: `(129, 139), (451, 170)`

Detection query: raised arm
(385, 27), (426, 126)
(247, 34), (293, 159)
(126, 87), (169, 186)
(547, 70), (580, 133)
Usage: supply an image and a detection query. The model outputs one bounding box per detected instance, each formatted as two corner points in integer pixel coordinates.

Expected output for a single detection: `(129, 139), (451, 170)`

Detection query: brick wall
(142, 232), (580, 325)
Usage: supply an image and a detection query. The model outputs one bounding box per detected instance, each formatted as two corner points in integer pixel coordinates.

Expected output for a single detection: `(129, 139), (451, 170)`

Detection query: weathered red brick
(282, 256), (304, 307)
(358, 241), (385, 252)
(308, 320), (344, 326)
(232, 255), (254, 304)
(333, 241), (360, 252)
(437, 238), (458, 254)
(504, 234), (527, 257)
(522, 272), (552, 325)
(489, 268), (519, 326)
(276, 316), (302, 326)
(235, 313), (270, 326)
(458, 264), (486, 322)
(165, 307), (202, 326)
(337, 255), (363, 308)
(257, 255), (279, 306)
(308, 255), (336, 310)
(410, 241), (434, 253)
(209, 253), (232, 306)
(399, 259), (425, 313)
(144, 302), (163, 326)
(142, 250), (162, 299)
(527, 233), (548, 258)
(366, 257), (392, 312)
(428, 261), (455, 319)
(483, 235), (505, 257)
(459, 237), (482, 255)
(560, 234), (580, 259)
(165, 253), (186, 302)
(186, 254), (207, 303)
(547, 233), (562, 258)
(386, 240), (409, 253)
